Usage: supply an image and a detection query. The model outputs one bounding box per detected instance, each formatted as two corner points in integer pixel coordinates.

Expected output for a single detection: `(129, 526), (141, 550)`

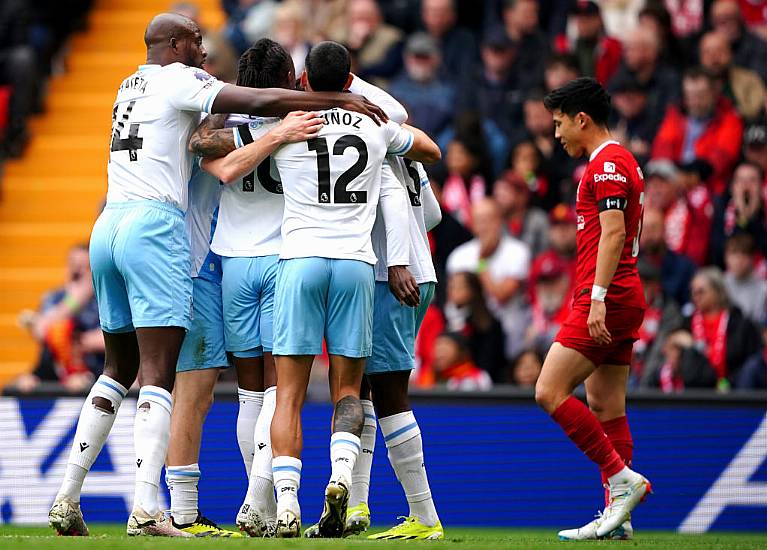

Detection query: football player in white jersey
(268, 41), (441, 538)
(163, 109), (320, 537)
(300, 77), (444, 541)
(49, 13), (388, 538)
(355, 158), (445, 540)
(176, 40), (323, 538)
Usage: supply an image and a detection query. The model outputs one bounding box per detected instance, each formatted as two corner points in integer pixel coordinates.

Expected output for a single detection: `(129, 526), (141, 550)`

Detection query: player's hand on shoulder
(388, 266), (420, 307)
(341, 93), (388, 126)
(272, 111), (324, 144)
(587, 300), (611, 345)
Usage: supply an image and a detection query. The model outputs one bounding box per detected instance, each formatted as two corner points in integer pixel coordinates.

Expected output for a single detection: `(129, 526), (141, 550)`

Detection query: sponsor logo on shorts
(577, 214), (585, 230)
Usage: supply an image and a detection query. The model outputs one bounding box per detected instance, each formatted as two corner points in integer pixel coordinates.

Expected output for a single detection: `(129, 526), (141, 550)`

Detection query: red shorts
(554, 301), (645, 367)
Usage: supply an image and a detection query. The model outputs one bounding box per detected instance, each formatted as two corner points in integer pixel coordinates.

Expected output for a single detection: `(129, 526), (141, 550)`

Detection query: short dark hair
(725, 233), (755, 255)
(543, 77), (611, 126)
(683, 65), (716, 86)
(237, 38), (293, 89)
(304, 41), (351, 92)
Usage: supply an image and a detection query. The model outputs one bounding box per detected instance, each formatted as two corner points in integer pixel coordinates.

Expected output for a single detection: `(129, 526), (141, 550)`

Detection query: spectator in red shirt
(651, 66), (744, 196)
(683, 267), (762, 389)
(432, 332), (493, 391)
(525, 252), (571, 353)
(676, 159), (716, 264)
(553, 0), (622, 85)
(710, 161), (767, 266)
(530, 203), (578, 289)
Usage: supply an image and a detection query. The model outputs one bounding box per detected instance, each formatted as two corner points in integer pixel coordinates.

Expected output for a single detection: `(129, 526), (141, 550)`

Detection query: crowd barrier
(1, 385), (766, 532)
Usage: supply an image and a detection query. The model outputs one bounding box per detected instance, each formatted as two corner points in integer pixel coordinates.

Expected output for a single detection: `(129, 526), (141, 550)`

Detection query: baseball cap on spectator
(549, 203), (577, 224)
(536, 255), (568, 281)
(645, 159), (678, 181)
(406, 32), (439, 57)
(677, 158), (713, 182)
(482, 26), (516, 50)
(570, 0), (601, 16)
(745, 122), (767, 148)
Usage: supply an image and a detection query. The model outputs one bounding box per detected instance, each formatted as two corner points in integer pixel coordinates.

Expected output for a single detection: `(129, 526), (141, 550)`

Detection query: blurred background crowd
(5, 0), (767, 394)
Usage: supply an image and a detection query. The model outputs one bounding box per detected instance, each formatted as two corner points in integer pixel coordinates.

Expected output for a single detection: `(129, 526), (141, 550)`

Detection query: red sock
(600, 415), (634, 505)
(551, 396), (625, 479)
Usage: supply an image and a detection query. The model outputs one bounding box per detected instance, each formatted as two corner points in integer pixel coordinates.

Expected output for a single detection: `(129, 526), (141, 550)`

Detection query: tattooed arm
(188, 113), (237, 158)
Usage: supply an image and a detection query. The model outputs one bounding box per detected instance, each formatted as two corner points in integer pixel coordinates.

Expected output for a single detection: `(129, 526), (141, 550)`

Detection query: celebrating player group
(47, 11), (651, 542)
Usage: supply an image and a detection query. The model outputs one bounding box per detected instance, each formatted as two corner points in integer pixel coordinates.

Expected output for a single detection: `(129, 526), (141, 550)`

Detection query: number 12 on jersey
(308, 135), (369, 204)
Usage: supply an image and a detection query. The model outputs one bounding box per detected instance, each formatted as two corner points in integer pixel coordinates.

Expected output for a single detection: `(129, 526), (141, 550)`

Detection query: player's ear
(578, 112), (588, 128)
(343, 73), (353, 91)
(169, 37), (178, 51)
(300, 71), (309, 91)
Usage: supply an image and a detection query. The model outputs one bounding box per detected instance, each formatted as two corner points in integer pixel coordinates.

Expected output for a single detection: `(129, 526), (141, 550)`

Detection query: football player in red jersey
(535, 78), (652, 541)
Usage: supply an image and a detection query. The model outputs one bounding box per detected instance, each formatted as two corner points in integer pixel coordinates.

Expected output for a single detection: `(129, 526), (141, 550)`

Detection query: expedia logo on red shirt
(594, 172), (627, 183)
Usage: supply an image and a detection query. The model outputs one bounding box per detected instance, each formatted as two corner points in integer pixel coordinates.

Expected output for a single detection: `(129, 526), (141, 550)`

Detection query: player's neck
(583, 129), (615, 159)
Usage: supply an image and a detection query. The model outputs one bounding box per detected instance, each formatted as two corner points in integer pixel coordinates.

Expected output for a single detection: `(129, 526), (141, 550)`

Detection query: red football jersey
(573, 141), (646, 309)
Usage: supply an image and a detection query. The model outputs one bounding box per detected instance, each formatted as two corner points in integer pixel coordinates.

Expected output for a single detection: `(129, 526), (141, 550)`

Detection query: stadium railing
(1, 383), (765, 532)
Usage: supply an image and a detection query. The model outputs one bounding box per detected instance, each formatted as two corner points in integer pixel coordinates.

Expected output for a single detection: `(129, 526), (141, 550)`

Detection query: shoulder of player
(589, 145), (639, 181)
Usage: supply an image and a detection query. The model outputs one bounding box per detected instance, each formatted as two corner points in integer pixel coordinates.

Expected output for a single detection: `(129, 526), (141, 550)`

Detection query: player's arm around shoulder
(189, 114), (236, 158)
(200, 111), (324, 184)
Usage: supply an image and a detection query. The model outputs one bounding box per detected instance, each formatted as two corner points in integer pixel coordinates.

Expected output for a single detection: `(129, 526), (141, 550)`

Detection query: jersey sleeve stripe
(387, 131), (414, 156)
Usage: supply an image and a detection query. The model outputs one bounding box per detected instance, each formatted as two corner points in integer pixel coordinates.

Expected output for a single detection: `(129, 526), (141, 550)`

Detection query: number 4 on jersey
(110, 100), (143, 161)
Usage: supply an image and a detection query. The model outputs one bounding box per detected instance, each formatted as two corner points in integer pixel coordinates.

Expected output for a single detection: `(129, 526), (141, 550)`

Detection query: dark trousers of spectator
(0, 45), (38, 153)
(736, 353), (767, 390)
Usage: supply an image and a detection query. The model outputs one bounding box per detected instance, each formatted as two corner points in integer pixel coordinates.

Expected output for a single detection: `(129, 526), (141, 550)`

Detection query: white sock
(243, 386), (276, 518)
(133, 385), (172, 516)
(237, 388), (263, 476)
(349, 400), (376, 507)
(57, 375), (127, 502)
(166, 463), (200, 525)
(330, 431), (360, 487)
(273, 456), (301, 515)
(380, 411), (439, 527)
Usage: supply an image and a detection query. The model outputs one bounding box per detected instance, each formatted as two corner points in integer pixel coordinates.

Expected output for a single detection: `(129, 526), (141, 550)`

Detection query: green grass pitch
(1, 525), (767, 549)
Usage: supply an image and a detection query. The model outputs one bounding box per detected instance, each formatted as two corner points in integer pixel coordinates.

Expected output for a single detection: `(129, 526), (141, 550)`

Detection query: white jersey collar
(589, 140), (620, 162)
(138, 64), (161, 72)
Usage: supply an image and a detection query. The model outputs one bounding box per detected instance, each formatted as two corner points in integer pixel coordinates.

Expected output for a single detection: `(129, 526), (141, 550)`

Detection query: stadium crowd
(0, 1), (92, 159)
(13, 0), (767, 393)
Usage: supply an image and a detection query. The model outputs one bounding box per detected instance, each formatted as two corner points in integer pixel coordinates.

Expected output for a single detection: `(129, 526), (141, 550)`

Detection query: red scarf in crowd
(691, 309), (729, 380)
(441, 174), (486, 229)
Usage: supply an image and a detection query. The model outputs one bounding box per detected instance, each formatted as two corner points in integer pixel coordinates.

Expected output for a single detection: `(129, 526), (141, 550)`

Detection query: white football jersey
(372, 158), (437, 284)
(210, 115), (285, 257)
(272, 109), (414, 264)
(106, 63), (226, 211)
(186, 160), (222, 278)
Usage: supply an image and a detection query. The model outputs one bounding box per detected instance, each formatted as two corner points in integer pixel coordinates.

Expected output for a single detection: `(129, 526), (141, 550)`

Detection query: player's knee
(534, 381), (559, 414)
(92, 396), (116, 414)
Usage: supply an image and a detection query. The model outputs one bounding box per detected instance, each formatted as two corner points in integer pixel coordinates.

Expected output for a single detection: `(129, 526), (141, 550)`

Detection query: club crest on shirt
(603, 161), (616, 173)
(193, 70), (211, 81)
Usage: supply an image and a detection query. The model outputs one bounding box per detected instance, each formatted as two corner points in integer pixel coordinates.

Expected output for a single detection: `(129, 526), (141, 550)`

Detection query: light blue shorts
(221, 255), (278, 358)
(273, 257), (374, 358)
(89, 201), (192, 332)
(177, 277), (228, 372)
(366, 282), (435, 374)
